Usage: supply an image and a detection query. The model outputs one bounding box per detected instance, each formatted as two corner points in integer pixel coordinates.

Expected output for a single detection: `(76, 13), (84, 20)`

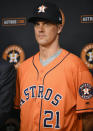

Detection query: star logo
(38, 5), (47, 13)
(79, 83), (93, 99)
(2, 45), (25, 69)
(8, 50), (19, 63)
(83, 87), (90, 95)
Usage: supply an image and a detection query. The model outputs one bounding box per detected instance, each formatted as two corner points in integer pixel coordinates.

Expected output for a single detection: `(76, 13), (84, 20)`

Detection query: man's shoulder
(62, 49), (82, 63)
(66, 51), (88, 71)
(69, 52), (84, 65)
(61, 49), (88, 72)
(19, 57), (33, 69)
(69, 52), (82, 62)
(19, 52), (39, 68)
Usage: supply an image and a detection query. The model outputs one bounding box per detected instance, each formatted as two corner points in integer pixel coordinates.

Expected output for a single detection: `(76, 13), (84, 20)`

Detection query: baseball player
(14, 1), (93, 131)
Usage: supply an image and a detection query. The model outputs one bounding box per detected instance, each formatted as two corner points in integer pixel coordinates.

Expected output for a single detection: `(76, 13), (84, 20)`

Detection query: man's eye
(34, 23), (39, 26)
(44, 23), (50, 26)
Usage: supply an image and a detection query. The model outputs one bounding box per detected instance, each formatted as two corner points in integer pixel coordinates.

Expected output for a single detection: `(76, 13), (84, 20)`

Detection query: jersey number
(44, 110), (60, 129)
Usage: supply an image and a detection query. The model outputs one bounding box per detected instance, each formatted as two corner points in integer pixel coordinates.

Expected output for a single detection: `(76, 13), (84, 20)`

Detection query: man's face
(34, 21), (62, 47)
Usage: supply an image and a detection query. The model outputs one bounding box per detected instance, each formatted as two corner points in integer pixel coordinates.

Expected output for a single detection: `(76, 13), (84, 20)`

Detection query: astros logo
(37, 4), (65, 28)
(38, 5), (47, 13)
(79, 83), (93, 100)
(2, 45), (25, 69)
(81, 43), (93, 69)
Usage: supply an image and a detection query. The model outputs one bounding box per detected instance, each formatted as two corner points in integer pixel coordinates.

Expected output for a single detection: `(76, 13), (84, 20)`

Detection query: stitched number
(55, 111), (60, 128)
(44, 110), (60, 129)
(44, 110), (53, 128)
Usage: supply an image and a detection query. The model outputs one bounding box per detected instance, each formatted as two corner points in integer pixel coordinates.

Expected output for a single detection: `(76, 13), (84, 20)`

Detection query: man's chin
(38, 41), (47, 46)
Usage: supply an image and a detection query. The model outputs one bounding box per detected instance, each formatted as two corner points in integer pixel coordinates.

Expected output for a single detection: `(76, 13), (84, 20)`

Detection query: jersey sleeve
(76, 63), (93, 113)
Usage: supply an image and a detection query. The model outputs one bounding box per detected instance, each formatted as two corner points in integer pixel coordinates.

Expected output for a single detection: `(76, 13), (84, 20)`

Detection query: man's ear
(57, 24), (63, 34)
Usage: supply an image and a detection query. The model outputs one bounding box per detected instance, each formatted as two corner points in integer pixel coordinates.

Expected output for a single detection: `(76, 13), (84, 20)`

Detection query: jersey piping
(76, 108), (93, 111)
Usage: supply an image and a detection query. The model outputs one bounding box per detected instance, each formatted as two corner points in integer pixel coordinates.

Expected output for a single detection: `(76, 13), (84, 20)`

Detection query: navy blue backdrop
(0, 0), (93, 74)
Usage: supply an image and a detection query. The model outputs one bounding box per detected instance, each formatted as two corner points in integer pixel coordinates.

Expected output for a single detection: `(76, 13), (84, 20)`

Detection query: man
(0, 57), (16, 130)
(14, 1), (93, 131)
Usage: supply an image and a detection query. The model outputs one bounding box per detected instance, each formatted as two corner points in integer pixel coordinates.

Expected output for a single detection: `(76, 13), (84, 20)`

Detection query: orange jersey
(14, 49), (93, 131)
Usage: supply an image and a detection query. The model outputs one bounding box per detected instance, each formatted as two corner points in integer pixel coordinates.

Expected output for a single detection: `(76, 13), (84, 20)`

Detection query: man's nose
(38, 24), (44, 32)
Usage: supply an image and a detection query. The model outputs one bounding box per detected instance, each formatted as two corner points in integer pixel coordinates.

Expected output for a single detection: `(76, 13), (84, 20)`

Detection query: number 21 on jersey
(44, 110), (60, 129)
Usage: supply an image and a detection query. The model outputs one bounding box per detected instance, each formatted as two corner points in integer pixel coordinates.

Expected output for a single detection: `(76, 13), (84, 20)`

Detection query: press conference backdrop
(0, 0), (93, 74)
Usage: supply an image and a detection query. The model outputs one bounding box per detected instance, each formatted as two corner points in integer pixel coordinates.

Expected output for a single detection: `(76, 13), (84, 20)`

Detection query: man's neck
(39, 44), (61, 61)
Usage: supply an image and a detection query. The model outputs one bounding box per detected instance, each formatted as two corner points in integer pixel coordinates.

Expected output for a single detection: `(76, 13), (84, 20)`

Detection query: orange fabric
(14, 49), (93, 131)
